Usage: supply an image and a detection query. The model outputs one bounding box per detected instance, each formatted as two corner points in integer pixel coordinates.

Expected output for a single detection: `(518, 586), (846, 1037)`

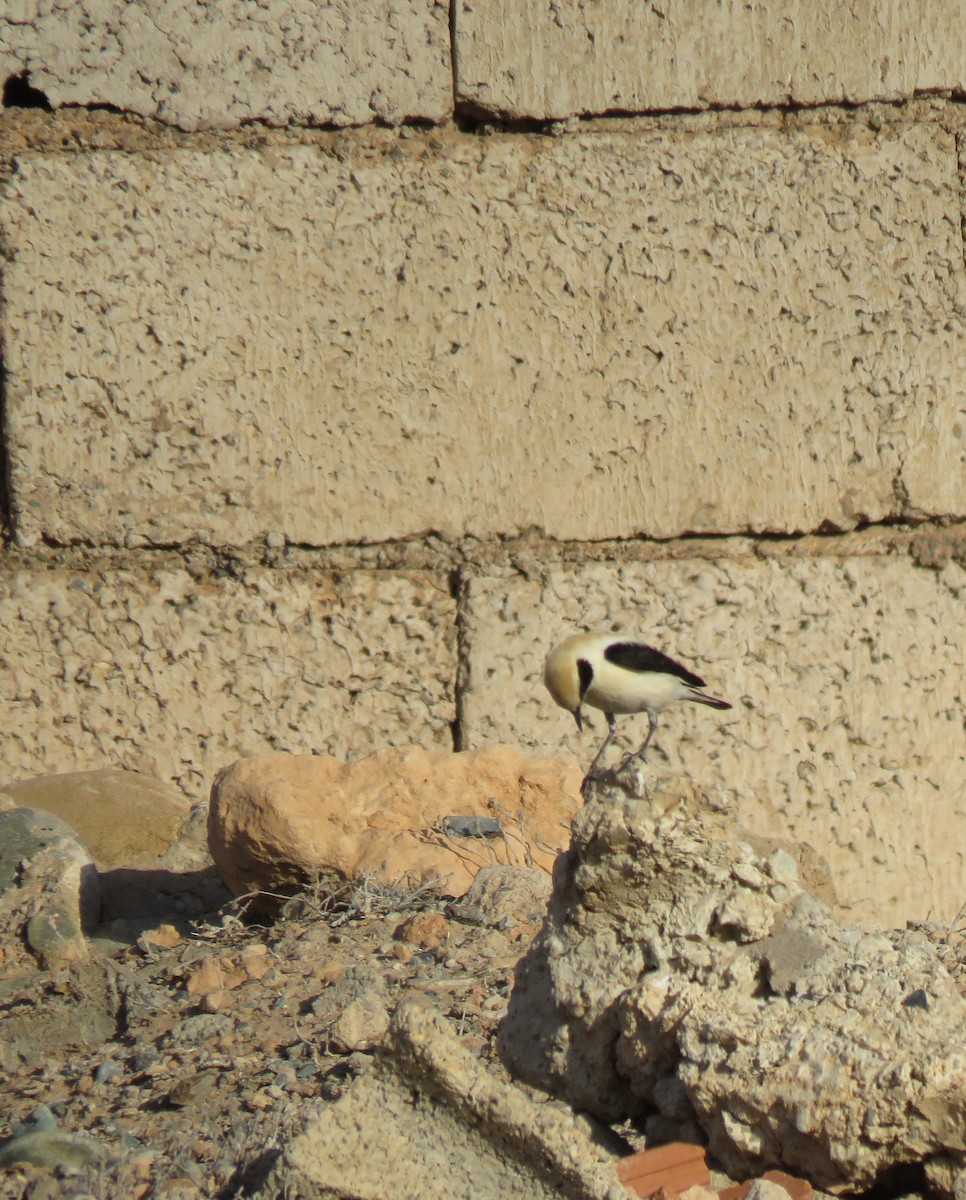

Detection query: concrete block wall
(0, 3), (963, 925)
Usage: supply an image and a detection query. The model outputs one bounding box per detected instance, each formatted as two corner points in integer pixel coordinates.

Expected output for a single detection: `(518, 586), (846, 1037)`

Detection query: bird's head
(544, 637), (593, 732)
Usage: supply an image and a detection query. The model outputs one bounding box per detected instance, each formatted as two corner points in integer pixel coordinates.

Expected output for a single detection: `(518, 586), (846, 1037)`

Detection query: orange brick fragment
(618, 1142), (711, 1198)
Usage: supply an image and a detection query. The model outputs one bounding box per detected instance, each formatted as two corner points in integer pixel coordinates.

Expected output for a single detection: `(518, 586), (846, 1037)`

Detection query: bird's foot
(580, 767), (606, 801)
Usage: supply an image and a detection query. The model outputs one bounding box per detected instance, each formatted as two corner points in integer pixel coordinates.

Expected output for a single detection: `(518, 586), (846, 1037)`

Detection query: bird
(544, 631), (733, 776)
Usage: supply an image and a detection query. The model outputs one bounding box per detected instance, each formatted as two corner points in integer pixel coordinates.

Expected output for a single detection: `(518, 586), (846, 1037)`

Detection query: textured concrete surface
(0, 1), (451, 130)
(460, 552), (966, 926)
(3, 123), (963, 548)
(0, 566), (455, 797)
(456, 0), (966, 118)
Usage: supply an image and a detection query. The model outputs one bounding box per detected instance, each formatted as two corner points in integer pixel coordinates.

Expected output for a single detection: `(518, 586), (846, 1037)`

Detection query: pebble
(11, 1103), (59, 1137)
(132, 1046), (159, 1072)
(314, 960), (345, 984)
(394, 911), (449, 949)
(94, 1060), (124, 1085)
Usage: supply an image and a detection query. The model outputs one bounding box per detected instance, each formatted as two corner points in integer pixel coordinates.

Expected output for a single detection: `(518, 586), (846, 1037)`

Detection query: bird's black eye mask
(577, 658), (594, 700)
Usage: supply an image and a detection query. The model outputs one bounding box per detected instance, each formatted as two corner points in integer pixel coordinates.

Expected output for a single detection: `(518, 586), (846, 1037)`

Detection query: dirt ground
(0, 872), (546, 1199)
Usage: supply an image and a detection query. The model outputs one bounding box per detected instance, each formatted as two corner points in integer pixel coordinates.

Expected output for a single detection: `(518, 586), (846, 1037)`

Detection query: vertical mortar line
(957, 130), (966, 278)
(448, 0), (459, 113)
(0, 349), (13, 545)
(450, 564), (469, 751)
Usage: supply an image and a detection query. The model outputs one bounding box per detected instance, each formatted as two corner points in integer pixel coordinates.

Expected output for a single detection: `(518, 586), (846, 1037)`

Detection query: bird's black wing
(604, 640), (705, 688)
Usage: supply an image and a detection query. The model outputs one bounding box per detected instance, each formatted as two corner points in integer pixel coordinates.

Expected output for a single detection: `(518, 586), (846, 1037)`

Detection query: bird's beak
(573, 707), (583, 732)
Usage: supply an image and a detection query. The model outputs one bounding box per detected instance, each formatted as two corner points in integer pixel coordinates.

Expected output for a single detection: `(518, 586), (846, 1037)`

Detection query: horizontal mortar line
(456, 88), (966, 131)
(1, 517), (963, 575)
(2, 94), (966, 157)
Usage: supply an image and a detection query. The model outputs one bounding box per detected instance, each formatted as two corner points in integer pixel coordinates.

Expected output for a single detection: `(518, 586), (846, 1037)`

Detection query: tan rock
(184, 959), (225, 997)
(141, 924), (183, 950)
(266, 1001), (624, 1200)
(240, 945), (271, 981)
(500, 778), (966, 1195)
(207, 746), (580, 912)
(314, 960), (346, 985)
(0, 769), (190, 869)
(328, 995), (391, 1053)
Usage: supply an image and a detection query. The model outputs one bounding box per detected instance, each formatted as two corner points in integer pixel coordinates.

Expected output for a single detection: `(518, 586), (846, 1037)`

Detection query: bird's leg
(587, 712), (617, 777)
(636, 708), (659, 761)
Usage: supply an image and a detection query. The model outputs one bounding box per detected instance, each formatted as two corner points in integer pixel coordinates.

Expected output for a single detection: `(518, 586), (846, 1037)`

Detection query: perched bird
(544, 631), (733, 775)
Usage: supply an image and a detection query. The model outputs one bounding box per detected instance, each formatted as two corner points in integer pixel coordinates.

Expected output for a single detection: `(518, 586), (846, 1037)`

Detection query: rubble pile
(500, 764), (966, 1196)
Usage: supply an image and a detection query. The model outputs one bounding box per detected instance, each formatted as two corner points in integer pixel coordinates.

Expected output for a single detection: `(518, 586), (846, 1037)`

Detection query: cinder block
(0, 566), (455, 797)
(455, 0), (965, 118)
(459, 552), (966, 926)
(0, 1), (452, 130)
(2, 125), (963, 548)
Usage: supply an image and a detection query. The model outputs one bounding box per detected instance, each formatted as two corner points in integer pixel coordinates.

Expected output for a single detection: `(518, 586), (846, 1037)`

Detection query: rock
(253, 1001), (627, 1200)
(310, 964), (389, 1053)
(616, 1142), (710, 1198)
(0, 768), (191, 868)
(449, 864), (553, 928)
(395, 910), (450, 948)
(329, 995), (391, 1052)
(208, 746), (580, 913)
(499, 768), (966, 1196)
(141, 923), (183, 950)
(0, 1129), (107, 1170)
(0, 806), (100, 972)
(745, 1183), (795, 1200)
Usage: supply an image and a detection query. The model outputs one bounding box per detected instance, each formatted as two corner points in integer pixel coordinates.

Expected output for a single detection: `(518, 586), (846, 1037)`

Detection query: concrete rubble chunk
(254, 1001), (628, 1200)
(499, 767), (966, 1196)
(2, 126), (963, 548)
(207, 746), (580, 913)
(0, 807), (100, 973)
(455, 0), (965, 118)
(0, 1), (451, 130)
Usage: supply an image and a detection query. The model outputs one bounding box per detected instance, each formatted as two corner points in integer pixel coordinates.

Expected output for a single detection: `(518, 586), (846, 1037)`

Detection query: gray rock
(0, 1129), (106, 1170)
(93, 1060), (124, 1085)
(745, 1183), (794, 1200)
(0, 807), (100, 970)
(499, 772), (966, 1196)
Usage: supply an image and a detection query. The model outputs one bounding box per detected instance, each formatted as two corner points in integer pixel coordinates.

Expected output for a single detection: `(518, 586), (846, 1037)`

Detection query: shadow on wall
(2, 71), (52, 109)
